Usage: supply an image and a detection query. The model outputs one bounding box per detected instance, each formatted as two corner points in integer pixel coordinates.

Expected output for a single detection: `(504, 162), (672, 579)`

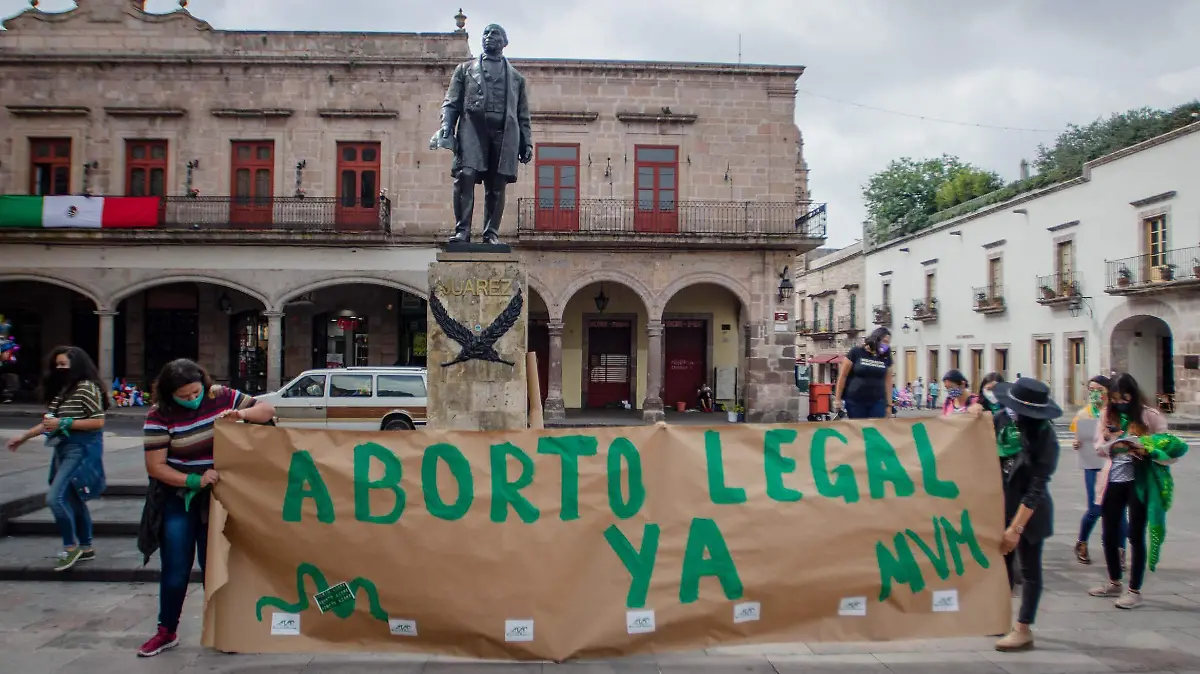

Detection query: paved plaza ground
(2, 423), (1200, 672)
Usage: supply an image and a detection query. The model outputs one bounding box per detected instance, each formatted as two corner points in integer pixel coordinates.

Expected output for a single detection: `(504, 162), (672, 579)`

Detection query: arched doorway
(0, 280), (101, 401)
(1110, 314), (1174, 410)
(561, 281), (651, 410)
(527, 287), (551, 404)
(659, 282), (746, 414)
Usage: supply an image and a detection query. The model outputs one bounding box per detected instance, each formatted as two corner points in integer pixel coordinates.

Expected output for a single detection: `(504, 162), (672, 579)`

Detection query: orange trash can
(809, 383), (833, 419)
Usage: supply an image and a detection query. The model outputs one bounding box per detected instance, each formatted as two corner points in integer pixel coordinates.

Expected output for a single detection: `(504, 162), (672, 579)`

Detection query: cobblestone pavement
(3, 429), (1200, 672)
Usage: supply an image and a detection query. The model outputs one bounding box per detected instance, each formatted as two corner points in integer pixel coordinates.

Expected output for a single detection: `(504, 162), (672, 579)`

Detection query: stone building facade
(0, 0), (824, 422)
(793, 242), (866, 384)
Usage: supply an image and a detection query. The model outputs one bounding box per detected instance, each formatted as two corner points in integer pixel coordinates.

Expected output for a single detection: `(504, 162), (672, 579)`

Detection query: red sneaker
(137, 626), (179, 657)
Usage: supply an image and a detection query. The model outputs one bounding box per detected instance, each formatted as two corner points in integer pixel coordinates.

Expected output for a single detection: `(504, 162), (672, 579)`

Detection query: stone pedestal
(426, 250), (529, 431)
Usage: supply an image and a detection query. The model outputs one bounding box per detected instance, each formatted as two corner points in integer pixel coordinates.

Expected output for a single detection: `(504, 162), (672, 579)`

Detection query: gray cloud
(6, 0), (1197, 245)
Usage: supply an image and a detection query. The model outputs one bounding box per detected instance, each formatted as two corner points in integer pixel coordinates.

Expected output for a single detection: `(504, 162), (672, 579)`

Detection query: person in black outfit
(833, 327), (893, 419)
(990, 378), (1061, 652)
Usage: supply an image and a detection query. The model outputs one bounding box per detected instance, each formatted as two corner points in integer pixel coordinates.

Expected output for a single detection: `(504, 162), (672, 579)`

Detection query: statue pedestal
(426, 250), (529, 431)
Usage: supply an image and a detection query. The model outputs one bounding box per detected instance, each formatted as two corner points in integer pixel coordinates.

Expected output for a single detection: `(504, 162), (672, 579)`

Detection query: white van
(257, 366), (428, 431)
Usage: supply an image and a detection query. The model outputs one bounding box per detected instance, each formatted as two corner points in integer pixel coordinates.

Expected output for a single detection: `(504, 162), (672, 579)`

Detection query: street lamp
(777, 267), (794, 303)
(594, 285), (609, 313)
(901, 322), (910, 334)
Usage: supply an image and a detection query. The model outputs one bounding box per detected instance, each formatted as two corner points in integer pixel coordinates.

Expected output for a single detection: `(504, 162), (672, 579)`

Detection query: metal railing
(1035, 271), (1080, 301)
(515, 199), (827, 238)
(872, 304), (892, 326)
(972, 284), (1005, 311)
(1106, 246), (1200, 289)
(161, 195), (391, 232)
(836, 315), (861, 332)
(912, 297), (939, 320)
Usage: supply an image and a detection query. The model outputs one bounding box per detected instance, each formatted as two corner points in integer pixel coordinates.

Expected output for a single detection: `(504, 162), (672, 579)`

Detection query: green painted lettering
(763, 428), (803, 503)
(607, 437), (645, 519)
(704, 430), (747, 505)
(940, 509), (991, 574)
(912, 423), (960, 499)
(863, 428), (916, 499)
(603, 523), (660, 609)
(875, 532), (925, 601)
(537, 435), (598, 521)
(282, 450), (335, 523)
(810, 428), (860, 504)
(353, 442), (405, 524)
(489, 442), (539, 523)
(905, 518), (950, 581)
(679, 518), (744, 603)
(421, 443), (474, 521)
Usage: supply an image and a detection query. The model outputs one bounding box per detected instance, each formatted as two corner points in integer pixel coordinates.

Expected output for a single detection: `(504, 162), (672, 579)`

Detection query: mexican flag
(0, 196), (161, 229)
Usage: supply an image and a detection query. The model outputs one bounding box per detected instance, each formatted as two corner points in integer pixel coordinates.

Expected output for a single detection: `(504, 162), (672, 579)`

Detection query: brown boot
(1075, 541), (1091, 564)
(995, 626), (1034, 652)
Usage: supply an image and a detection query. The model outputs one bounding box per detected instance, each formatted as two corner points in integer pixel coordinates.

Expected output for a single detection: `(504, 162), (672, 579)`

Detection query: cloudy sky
(5, 0), (1198, 246)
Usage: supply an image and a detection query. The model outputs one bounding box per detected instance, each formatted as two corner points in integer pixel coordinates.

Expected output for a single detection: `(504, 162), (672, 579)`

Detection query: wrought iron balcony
(872, 304), (892, 327)
(836, 315), (862, 333)
(1106, 246), (1200, 294)
(161, 195), (392, 232)
(972, 284), (1006, 314)
(515, 198), (826, 248)
(912, 297), (939, 322)
(1036, 271), (1080, 305)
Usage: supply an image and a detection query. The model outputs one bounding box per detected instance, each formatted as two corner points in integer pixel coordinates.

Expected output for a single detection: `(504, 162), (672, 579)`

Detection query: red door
(633, 145), (678, 233)
(529, 318), (549, 403)
(535, 144), (580, 231)
(587, 320), (632, 409)
(336, 142), (381, 231)
(230, 141), (274, 226)
(663, 319), (707, 409)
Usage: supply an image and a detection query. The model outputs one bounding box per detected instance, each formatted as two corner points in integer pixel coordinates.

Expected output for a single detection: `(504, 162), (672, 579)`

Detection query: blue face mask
(946, 387), (963, 400)
(173, 395), (203, 411)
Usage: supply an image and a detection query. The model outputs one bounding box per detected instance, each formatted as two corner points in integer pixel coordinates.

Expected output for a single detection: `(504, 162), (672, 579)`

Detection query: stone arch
(108, 274), (271, 309)
(1099, 297), (1181, 374)
(0, 272), (105, 310)
(653, 272), (752, 320)
(275, 275), (427, 312)
(525, 272), (555, 318)
(553, 269), (654, 320)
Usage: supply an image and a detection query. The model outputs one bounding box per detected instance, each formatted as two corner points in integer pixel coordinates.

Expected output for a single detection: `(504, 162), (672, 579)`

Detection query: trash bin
(809, 383), (833, 420)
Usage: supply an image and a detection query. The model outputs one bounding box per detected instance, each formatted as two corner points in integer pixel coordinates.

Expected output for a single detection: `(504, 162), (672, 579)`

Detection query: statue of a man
(429, 24), (533, 245)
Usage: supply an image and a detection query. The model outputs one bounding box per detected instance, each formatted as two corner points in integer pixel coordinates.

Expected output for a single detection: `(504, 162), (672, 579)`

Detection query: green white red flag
(0, 195), (160, 229)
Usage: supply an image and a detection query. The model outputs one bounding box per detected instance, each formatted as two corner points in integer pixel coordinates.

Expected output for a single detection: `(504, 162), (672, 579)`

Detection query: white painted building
(864, 122), (1200, 416)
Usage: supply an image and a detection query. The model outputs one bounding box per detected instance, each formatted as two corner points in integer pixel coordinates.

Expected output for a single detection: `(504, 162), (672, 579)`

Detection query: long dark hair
(1105, 372), (1149, 435)
(151, 358), (214, 416)
(978, 372), (1005, 396)
(42, 346), (110, 409)
(863, 327), (891, 355)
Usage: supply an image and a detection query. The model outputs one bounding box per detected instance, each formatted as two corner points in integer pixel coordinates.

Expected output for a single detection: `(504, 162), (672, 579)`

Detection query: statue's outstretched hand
(518, 146), (533, 164)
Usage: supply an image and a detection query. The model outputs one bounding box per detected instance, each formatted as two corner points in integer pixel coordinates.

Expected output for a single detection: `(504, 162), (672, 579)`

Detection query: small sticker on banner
(270, 612), (301, 636)
(626, 610), (656, 634)
(505, 619), (534, 642)
(838, 597), (867, 617)
(932, 589), (960, 612)
(313, 581), (354, 614)
(733, 601), (761, 623)
(389, 619), (418, 637)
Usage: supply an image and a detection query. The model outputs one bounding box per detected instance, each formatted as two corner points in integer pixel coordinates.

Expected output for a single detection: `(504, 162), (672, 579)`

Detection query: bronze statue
(429, 24), (533, 245)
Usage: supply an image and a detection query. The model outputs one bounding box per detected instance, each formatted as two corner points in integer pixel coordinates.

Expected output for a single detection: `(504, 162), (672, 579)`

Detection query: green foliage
(934, 170), (1003, 211)
(863, 155), (999, 241)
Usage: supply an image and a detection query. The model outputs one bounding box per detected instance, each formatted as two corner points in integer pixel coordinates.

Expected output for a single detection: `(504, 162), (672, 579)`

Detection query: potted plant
(1117, 266), (1132, 287)
(722, 403), (738, 424)
(990, 295), (1005, 308)
(1162, 263), (1177, 282)
(975, 291), (987, 308)
(1040, 285), (1056, 300)
(736, 403), (746, 423)
(1192, 258), (1200, 279)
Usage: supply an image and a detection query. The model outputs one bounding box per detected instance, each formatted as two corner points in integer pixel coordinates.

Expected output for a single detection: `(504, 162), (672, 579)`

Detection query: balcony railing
(836, 315), (862, 333)
(161, 195), (391, 232)
(1106, 246), (1200, 294)
(972, 284), (1006, 314)
(872, 304), (892, 327)
(1035, 271), (1080, 305)
(912, 297), (939, 322)
(796, 319), (814, 335)
(515, 199), (826, 241)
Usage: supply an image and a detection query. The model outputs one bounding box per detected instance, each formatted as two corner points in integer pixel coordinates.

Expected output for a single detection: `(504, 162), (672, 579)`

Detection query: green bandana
(1135, 433), (1189, 571)
(997, 423), (1023, 458)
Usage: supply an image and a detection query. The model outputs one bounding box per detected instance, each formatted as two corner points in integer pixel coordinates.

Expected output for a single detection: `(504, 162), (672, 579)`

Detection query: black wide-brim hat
(993, 377), (1063, 420)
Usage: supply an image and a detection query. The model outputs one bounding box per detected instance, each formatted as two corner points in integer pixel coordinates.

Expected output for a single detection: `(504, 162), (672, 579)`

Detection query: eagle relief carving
(429, 282), (523, 367)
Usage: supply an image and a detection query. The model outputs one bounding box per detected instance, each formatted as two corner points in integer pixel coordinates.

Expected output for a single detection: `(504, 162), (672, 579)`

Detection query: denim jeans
(1079, 468), (1128, 547)
(844, 398), (887, 419)
(1004, 537), (1044, 624)
(158, 489), (208, 633)
(46, 441), (94, 549)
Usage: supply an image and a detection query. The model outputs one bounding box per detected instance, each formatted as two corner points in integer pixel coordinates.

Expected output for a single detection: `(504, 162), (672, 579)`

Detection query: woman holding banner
(991, 377), (1062, 652)
(136, 359), (275, 657)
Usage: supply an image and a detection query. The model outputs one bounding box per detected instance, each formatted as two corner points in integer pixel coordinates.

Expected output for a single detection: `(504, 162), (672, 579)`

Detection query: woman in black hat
(990, 377), (1061, 652)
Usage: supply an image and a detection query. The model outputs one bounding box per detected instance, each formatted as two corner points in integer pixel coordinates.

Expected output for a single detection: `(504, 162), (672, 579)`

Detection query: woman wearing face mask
(5, 346), (108, 571)
(1068, 376), (1127, 566)
(941, 369), (983, 417)
(136, 358), (275, 657)
(1087, 373), (1184, 610)
(833, 327), (893, 419)
(989, 378), (1061, 652)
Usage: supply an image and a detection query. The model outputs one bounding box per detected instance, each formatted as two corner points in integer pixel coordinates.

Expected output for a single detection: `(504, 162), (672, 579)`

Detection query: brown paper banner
(202, 416), (1011, 660)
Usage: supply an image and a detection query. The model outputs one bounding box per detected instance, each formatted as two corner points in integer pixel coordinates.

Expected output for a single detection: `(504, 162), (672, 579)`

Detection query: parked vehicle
(257, 366), (427, 431)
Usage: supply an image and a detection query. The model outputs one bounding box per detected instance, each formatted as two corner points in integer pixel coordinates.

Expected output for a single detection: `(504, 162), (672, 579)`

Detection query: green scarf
(1135, 433), (1188, 571)
(996, 422), (1022, 458)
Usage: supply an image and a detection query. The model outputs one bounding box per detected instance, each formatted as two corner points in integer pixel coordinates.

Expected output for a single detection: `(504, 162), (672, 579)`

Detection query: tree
(1035, 100), (1200, 181)
(863, 155), (1000, 241)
